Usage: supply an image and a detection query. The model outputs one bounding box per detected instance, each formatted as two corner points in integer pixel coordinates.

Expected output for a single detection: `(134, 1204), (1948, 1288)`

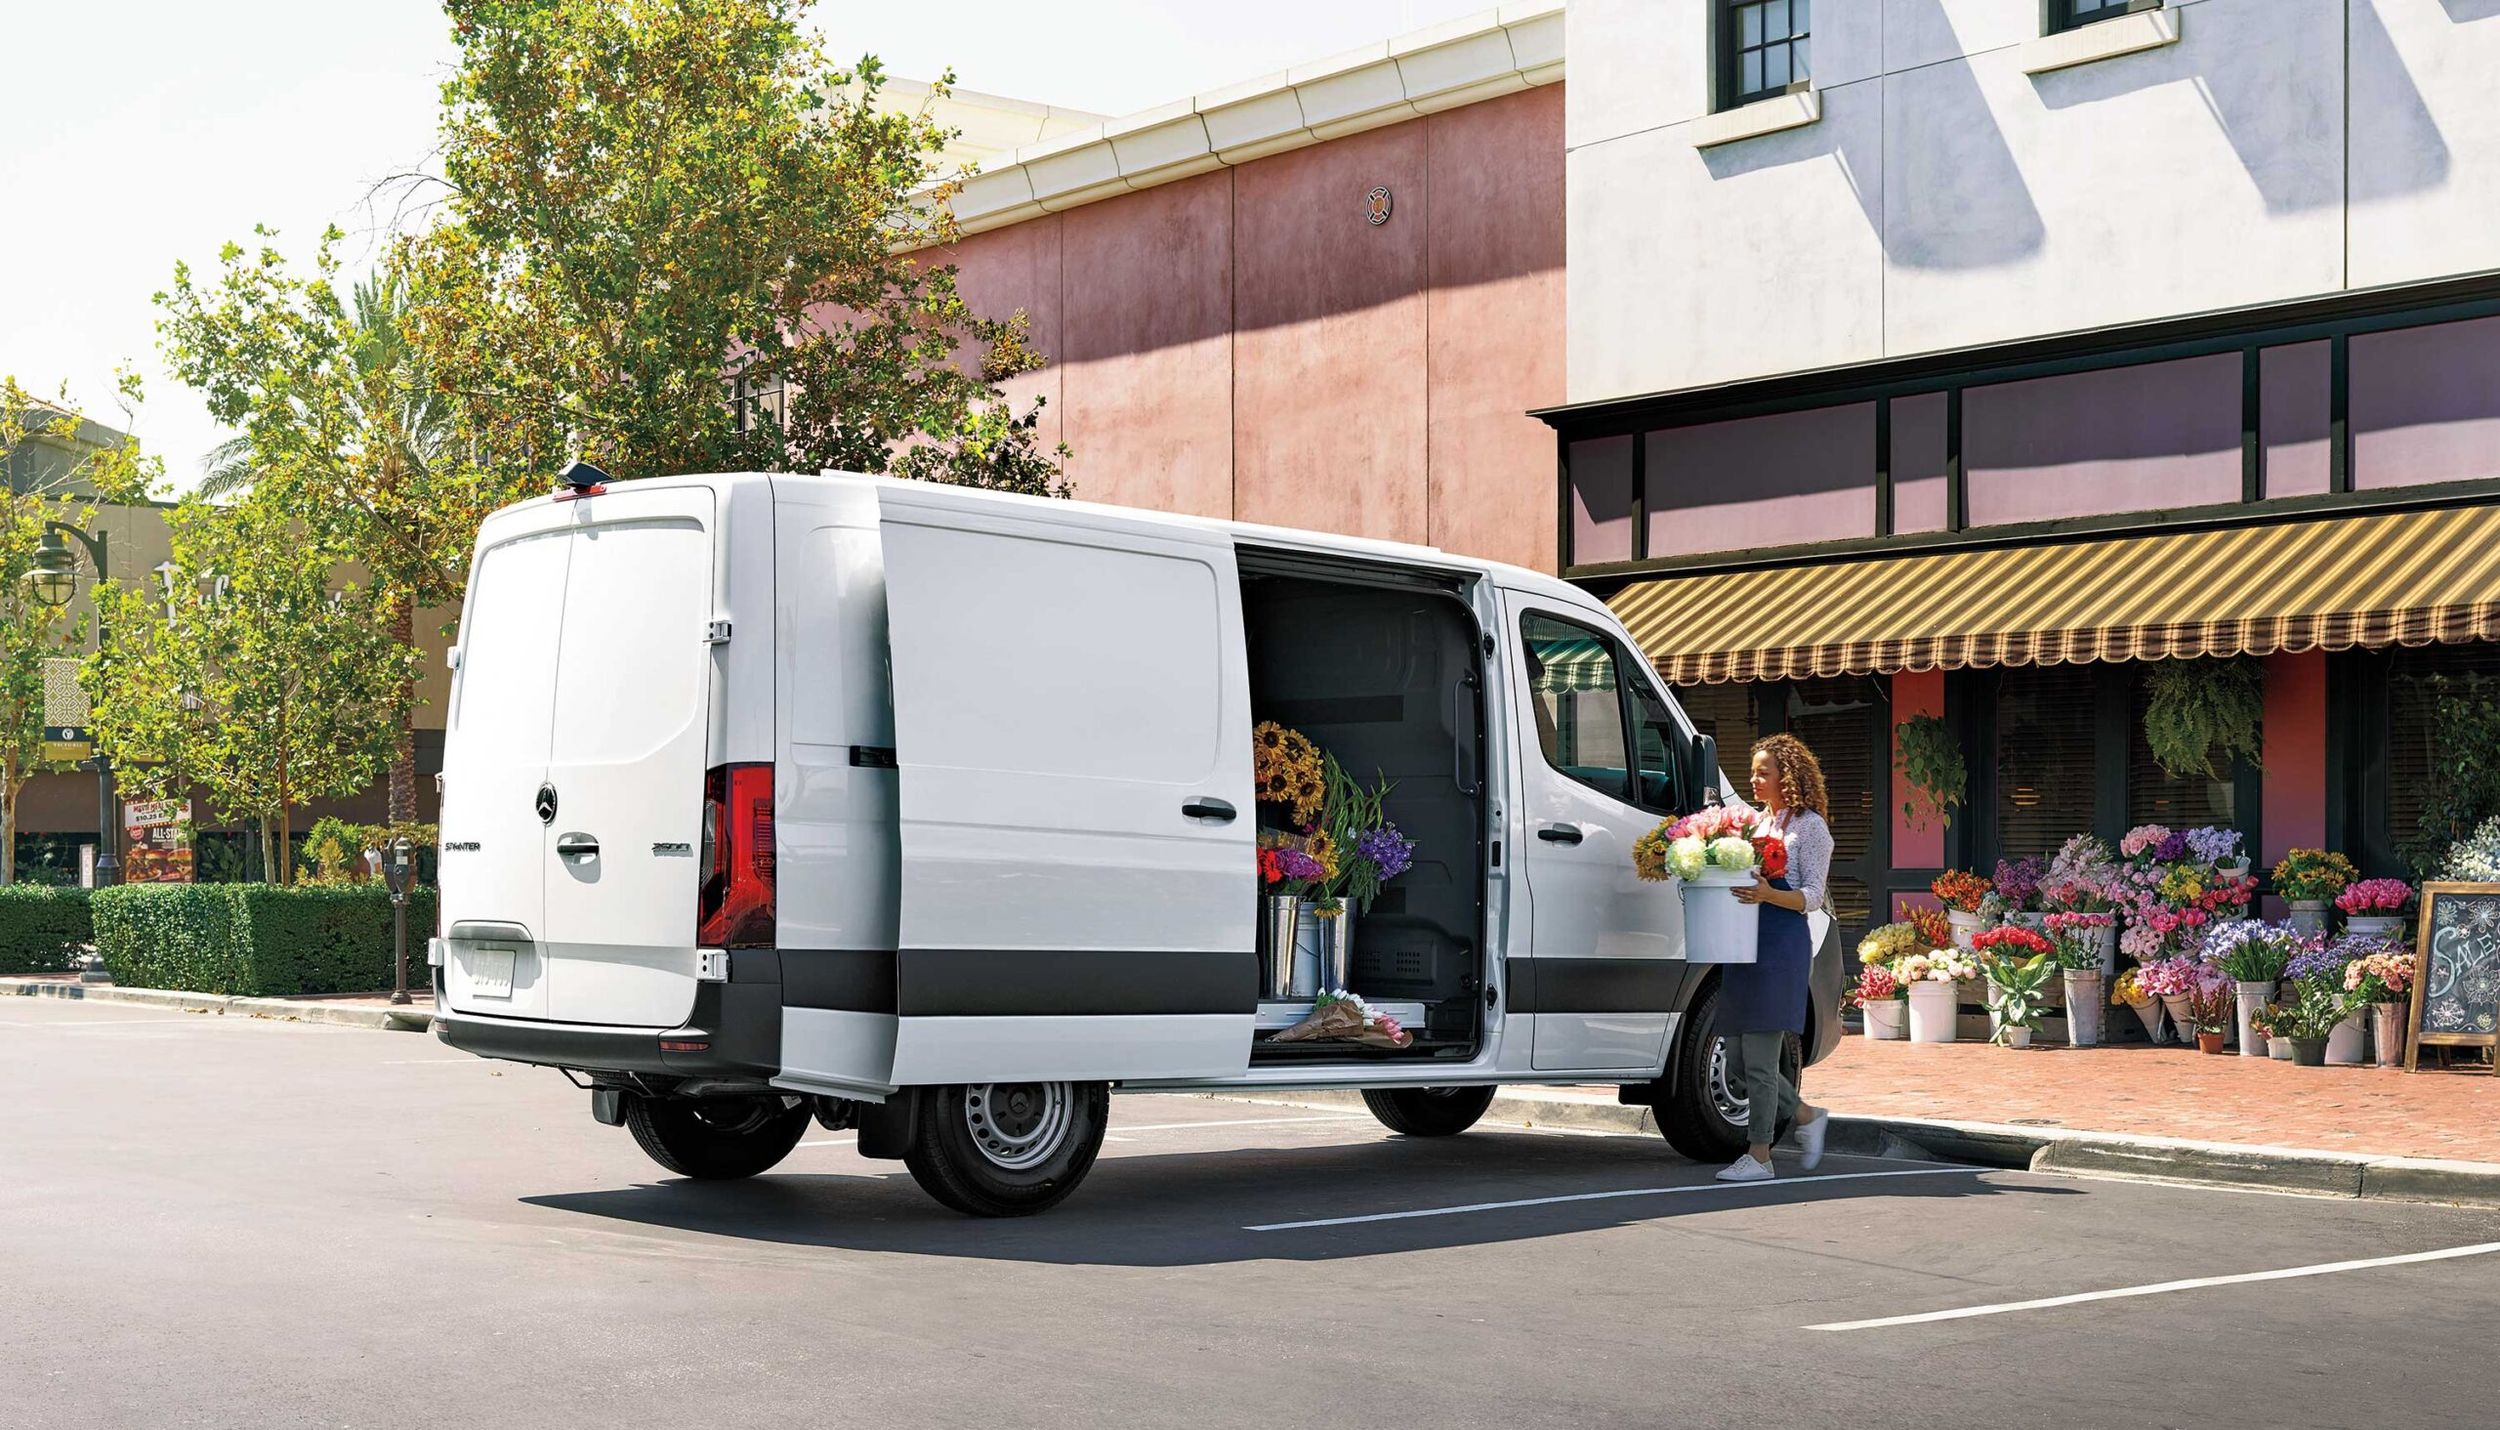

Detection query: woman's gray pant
(1734, 1031), (1799, 1150)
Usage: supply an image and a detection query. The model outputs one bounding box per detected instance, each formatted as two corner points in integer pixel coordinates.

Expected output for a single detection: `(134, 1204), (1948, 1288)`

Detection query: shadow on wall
(2444, 0), (2500, 21)
(2031, 0), (2442, 215)
(1874, 5), (2048, 273)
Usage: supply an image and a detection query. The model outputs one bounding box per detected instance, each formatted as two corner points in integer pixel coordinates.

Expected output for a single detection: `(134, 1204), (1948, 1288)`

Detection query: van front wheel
(624, 1093), (810, 1180)
(1655, 986), (1799, 1163)
(1362, 1085), (1497, 1136)
(905, 1081), (1109, 1217)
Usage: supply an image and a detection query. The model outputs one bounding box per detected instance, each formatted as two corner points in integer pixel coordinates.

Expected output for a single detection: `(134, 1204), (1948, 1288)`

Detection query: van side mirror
(1683, 733), (1719, 812)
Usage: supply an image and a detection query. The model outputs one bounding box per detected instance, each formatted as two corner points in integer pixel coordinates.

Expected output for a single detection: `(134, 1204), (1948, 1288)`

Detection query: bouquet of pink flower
(2343, 949), (2415, 1004)
(2334, 878), (2414, 916)
(1846, 963), (1905, 1009)
(2135, 956), (2202, 999)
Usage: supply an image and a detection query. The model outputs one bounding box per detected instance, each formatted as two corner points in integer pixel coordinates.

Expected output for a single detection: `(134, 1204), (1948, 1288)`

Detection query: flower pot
(2235, 982), (2275, 1058)
(1680, 868), (1761, 964)
(2010, 911), (2050, 933)
(2063, 971), (2105, 1047)
(1863, 999), (1908, 1040)
(2003, 1026), (2034, 1049)
(1947, 908), (1986, 950)
(1260, 895), (1300, 1000)
(2372, 1002), (2407, 1068)
(2161, 994), (2199, 1044)
(1290, 900), (1325, 998)
(2290, 1036), (2329, 1067)
(2268, 1034), (2296, 1061)
(2218, 858), (2252, 882)
(2326, 1010), (2367, 1066)
(1314, 905), (1356, 992)
(2127, 998), (2166, 1043)
(2196, 1030), (2228, 1055)
(2288, 899), (2330, 937)
(2090, 922), (2119, 976)
(2345, 914), (2405, 939)
(1906, 981), (1958, 1043)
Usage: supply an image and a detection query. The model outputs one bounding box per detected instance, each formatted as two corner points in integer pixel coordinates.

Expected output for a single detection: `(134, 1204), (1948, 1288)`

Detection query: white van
(431, 470), (1842, 1215)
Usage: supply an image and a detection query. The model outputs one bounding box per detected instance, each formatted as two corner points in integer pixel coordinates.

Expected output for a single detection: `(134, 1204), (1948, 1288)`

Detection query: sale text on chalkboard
(2408, 882), (2500, 1072)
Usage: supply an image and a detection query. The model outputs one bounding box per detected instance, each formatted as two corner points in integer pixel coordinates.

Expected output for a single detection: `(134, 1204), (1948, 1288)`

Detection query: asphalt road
(6, 996), (2497, 1430)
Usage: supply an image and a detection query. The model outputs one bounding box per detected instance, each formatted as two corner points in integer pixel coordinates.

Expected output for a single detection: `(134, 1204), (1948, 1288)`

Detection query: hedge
(0, 885), (93, 975)
(93, 883), (439, 997)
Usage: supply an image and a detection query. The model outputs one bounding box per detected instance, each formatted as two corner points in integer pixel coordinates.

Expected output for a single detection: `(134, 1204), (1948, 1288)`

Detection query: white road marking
(1808, 1241), (2500, 1331)
(381, 1058), (480, 1066)
(796, 1113), (1368, 1152)
(0, 1016), (217, 1029)
(1245, 1167), (1988, 1231)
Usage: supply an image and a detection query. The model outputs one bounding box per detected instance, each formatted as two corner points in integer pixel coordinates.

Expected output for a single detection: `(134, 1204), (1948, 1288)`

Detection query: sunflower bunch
(1253, 721), (1325, 824)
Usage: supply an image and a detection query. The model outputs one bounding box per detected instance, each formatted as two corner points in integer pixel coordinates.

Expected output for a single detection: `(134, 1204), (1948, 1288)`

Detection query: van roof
(567, 468), (1597, 608)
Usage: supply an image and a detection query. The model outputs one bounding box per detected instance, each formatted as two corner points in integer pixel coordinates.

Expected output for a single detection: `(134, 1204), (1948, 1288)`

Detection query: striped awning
(1610, 503), (2500, 686)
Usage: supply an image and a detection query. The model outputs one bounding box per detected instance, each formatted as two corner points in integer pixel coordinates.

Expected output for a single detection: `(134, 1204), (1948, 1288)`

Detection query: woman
(1715, 732), (1833, 1182)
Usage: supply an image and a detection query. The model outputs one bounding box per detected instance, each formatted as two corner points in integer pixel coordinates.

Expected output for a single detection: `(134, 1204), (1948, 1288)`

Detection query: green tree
(404, 0), (1068, 492)
(86, 497), (406, 884)
(157, 239), (522, 828)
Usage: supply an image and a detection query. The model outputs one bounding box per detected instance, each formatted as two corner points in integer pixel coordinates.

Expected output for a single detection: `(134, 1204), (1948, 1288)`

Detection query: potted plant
(2286, 936), (2370, 1065)
(2343, 947), (2416, 1069)
(1894, 712), (1966, 830)
(1635, 804), (1786, 965)
(2047, 926), (2107, 1047)
(1255, 834), (1329, 998)
(2111, 967), (2166, 1043)
(1983, 950), (2057, 1048)
(2187, 970), (2238, 1054)
(2042, 835), (2124, 972)
(1855, 922), (1927, 1041)
(1993, 857), (2048, 931)
(2273, 848), (2358, 936)
(2138, 956), (2201, 1044)
(1898, 949), (1977, 1043)
(2201, 918), (2293, 1058)
(2270, 979), (2357, 1067)
(2250, 1002), (2296, 1061)
(1972, 924), (2057, 1034)
(1848, 962), (1909, 1040)
(2334, 878), (2414, 940)
(1933, 869), (1993, 948)
(2187, 824), (2251, 882)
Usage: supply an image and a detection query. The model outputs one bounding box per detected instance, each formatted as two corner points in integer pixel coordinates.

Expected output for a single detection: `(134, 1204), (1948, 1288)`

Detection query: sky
(0, 0), (1486, 492)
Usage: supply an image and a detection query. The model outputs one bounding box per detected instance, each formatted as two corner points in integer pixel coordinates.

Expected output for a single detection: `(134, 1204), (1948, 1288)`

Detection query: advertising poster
(122, 799), (195, 884)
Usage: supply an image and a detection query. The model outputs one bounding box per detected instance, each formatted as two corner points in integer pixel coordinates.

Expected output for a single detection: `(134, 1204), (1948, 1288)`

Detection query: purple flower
(2283, 935), (2351, 986)
(1274, 849), (1326, 883)
(1992, 857), (2043, 910)
(1356, 824), (1414, 881)
(2184, 825), (2243, 865)
(2154, 831), (2190, 862)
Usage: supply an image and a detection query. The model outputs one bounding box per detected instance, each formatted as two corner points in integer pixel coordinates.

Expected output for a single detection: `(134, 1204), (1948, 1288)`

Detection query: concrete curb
(0, 977), (430, 1033)
(1207, 1088), (2500, 1211)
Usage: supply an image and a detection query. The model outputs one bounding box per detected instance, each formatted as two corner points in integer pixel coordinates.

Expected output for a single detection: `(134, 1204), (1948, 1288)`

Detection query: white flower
(1668, 836), (1708, 881)
(1708, 836), (1755, 871)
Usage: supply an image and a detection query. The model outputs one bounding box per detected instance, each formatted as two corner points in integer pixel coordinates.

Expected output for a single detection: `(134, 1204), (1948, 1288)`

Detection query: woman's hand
(1732, 876), (1772, 906)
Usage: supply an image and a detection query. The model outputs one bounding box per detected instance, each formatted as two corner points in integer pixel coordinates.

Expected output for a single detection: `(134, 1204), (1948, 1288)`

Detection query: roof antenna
(556, 460), (611, 495)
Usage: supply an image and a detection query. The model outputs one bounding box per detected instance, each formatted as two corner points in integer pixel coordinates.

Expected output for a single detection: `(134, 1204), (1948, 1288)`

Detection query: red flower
(1258, 849), (1284, 885)
(1754, 835), (1789, 879)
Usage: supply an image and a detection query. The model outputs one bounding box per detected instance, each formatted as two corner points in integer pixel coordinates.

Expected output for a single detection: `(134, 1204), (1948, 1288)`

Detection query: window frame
(2045, 0), (2162, 35)
(1521, 609), (1699, 817)
(1711, 0), (1813, 114)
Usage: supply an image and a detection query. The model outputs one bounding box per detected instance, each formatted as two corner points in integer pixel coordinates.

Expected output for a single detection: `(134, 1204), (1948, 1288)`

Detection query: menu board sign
(122, 799), (195, 884)
(2408, 882), (2500, 1072)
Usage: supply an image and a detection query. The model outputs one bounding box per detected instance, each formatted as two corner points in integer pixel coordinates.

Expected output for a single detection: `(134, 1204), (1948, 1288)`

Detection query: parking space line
(1245, 1166), (1987, 1231)
(1807, 1241), (2500, 1331)
(0, 1017), (216, 1029)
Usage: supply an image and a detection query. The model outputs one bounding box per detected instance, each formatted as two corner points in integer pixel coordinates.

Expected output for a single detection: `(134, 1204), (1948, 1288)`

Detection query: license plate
(468, 946), (516, 998)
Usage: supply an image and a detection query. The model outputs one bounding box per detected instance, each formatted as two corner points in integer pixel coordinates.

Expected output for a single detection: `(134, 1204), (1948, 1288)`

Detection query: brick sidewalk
(1809, 1034), (2500, 1165)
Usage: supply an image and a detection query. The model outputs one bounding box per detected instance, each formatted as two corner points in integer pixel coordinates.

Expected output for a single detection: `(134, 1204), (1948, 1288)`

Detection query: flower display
(1970, 924), (2053, 965)
(2272, 847), (2359, 903)
(1253, 722), (1326, 824)
(1899, 902), (1954, 951)
(2135, 956), (2202, 999)
(1992, 857), (2044, 913)
(1635, 805), (1783, 883)
(2111, 968), (2155, 1007)
(2185, 825), (2244, 866)
(2119, 824), (2173, 860)
(1354, 825), (1414, 883)
(2284, 932), (2362, 989)
(1847, 963), (1905, 1008)
(2334, 878), (2414, 916)
(1931, 869), (1992, 913)
(1857, 921), (1928, 967)
(2041, 834), (2122, 913)
(1258, 833), (1329, 895)
(2199, 918), (2296, 983)
(1896, 949), (1978, 984)
(2441, 815), (2500, 883)
(2344, 949), (2416, 1004)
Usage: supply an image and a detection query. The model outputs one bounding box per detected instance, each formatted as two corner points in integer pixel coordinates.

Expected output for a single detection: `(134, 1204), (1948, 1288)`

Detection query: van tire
(905, 1081), (1109, 1217)
(1361, 1085), (1498, 1137)
(1655, 986), (1799, 1164)
(624, 1093), (811, 1180)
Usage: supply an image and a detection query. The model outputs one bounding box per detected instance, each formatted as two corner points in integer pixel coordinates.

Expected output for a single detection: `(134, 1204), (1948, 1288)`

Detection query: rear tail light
(697, 763), (775, 948)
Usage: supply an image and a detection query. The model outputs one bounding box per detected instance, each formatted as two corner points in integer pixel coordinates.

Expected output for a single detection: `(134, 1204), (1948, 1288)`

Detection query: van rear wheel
(905, 1081), (1109, 1217)
(624, 1093), (810, 1180)
(1362, 1085), (1497, 1136)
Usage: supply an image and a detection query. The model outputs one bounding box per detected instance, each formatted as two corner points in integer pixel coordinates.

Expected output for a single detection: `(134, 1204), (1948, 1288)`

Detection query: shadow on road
(523, 1130), (2075, 1267)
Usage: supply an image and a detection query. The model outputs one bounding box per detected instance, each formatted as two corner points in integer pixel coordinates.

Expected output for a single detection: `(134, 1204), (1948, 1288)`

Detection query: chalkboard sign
(2407, 882), (2500, 1072)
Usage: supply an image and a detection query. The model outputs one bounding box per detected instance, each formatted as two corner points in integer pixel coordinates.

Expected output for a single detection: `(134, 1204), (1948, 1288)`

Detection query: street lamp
(21, 520), (120, 901)
(381, 836), (416, 1007)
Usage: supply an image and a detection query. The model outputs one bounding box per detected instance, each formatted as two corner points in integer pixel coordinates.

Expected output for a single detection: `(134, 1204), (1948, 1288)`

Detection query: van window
(1627, 671), (1684, 814)
(1521, 613), (1629, 802)
(551, 518), (711, 764)
(452, 530), (570, 758)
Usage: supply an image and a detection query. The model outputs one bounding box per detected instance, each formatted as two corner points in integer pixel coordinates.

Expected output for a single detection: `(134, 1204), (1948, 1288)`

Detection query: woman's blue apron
(1717, 875), (1810, 1036)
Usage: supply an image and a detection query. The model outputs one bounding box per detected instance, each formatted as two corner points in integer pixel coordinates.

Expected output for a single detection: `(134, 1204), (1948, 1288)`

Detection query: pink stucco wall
(1891, 669), (1947, 870)
(2261, 650), (2329, 866)
(937, 84), (1565, 572)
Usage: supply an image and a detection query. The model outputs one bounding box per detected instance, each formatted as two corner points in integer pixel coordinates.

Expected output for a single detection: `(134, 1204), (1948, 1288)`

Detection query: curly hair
(1751, 732), (1829, 819)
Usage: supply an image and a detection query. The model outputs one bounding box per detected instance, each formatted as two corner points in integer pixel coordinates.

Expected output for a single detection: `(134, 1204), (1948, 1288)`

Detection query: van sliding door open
(877, 489), (1258, 1084)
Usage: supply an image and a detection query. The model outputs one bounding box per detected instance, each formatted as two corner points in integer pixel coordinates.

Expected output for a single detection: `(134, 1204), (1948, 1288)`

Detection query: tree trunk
(1, 759), (18, 887)
(258, 815), (275, 883)
(389, 590), (416, 827)
(276, 696), (293, 887)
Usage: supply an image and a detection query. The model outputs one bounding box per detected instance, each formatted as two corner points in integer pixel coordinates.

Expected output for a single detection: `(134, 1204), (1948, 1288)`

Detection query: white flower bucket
(1947, 908), (1986, 950)
(2326, 1010), (2367, 1066)
(1906, 981), (1958, 1043)
(2268, 1033), (2296, 1061)
(2345, 914), (2404, 939)
(1863, 1000), (1907, 1040)
(1679, 867), (1761, 964)
(2003, 1026), (2033, 1049)
(2090, 922), (2119, 976)
(2236, 981), (2274, 1058)
(2063, 972), (2105, 1047)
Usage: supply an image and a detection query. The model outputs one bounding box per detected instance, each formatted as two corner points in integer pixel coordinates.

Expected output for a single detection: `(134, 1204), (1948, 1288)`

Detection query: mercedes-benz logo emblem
(535, 784), (558, 824)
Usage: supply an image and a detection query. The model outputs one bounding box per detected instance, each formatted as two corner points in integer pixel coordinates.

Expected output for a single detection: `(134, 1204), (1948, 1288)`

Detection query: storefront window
(1673, 681), (1757, 776)
(1567, 435), (1636, 566)
(2351, 314), (2500, 491)
(2259, 341), (2332, 498)
(1965, 353), (2243, 527)
(2127, 673), (2236, 830)
(1784, 677), (1881, 950)
(1645, 403), (1877, 559)
(2385, 644), (2500, 868)
(1890, 392), (1949, 534)
(1996, 666), (2096, 859)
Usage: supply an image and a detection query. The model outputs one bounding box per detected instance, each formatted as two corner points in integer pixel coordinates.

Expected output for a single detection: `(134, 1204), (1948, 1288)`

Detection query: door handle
(1537, 824), (1583, 845)
(555, 835), (601, 859)
(1181, 797), (1238, 823)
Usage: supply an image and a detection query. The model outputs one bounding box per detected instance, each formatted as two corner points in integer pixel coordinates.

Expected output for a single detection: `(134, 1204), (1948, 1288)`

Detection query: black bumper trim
(438, 976), (782, 1079)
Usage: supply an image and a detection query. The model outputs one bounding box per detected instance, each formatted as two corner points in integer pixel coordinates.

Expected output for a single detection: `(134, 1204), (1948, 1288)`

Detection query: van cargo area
(1238, 552), (1488, 1062)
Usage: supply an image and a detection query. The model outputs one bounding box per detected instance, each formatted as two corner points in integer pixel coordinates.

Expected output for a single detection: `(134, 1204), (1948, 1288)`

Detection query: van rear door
(876, 486), (1257, 1084)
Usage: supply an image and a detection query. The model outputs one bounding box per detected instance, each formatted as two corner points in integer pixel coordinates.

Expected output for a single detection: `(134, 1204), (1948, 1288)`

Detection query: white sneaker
(1715, 1155), (1776, 1183)
(1798, 1110), (1830, 1171)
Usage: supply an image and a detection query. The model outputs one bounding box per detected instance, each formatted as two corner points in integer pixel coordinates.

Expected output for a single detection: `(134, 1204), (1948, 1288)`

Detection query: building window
(2051, 0), (2160, 33)
(1720, 0), (1810, 110)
